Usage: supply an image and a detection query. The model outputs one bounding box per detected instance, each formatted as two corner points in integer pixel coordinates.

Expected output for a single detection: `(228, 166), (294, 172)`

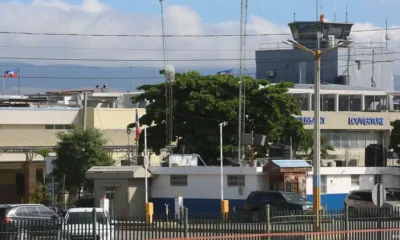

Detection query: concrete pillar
(361, 94), (365, 111)
(24, 162), (36, 203)
(334, 94), (339, 112)
(308, 93), (313, 111)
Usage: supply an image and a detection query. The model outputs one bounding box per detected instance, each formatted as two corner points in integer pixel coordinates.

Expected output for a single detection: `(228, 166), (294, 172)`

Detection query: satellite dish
(385, 34), (391, 41)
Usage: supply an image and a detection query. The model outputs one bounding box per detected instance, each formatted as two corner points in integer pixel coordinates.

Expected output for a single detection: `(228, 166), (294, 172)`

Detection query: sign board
(168, 154), (198, 167)
(348, 117), (384, 126)
(372, 183), (386, 207)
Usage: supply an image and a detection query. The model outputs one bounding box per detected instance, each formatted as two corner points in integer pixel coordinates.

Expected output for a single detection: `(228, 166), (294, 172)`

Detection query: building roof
(271, 160), (312, 168)
(287, 84), (387, 95)
(86, 166), (151, 179)
(0, 129), (137, 147)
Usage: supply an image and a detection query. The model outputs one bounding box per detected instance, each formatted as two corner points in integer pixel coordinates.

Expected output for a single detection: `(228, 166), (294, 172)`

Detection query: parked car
(63, 208), (114, 240)
(345, 189), (400, 217)
(0, 204), (61, 240)
(244, 191), (313, 221)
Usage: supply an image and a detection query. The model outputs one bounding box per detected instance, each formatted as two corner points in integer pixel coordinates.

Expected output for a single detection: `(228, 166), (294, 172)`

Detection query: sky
(0, 0), (399, 93)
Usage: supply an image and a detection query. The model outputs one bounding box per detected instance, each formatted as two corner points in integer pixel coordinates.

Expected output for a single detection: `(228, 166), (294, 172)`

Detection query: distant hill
(0, 62), (255, 94)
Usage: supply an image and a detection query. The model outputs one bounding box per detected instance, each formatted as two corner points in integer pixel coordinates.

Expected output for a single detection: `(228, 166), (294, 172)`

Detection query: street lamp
(219, 121), (228, 201)
(283, 33), (352, 231)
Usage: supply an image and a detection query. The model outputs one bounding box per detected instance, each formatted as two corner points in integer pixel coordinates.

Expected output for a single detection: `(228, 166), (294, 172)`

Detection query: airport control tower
(256, 15), (394, 91)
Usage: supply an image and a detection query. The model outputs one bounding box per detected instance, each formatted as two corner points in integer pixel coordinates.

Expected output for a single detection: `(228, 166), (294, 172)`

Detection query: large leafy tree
(389, 120), (400, 157)
(53, 125), (114, 193)
(133, 70), (305, 164)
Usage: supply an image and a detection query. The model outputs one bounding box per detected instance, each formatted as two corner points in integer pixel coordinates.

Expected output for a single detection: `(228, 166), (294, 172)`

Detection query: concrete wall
(93, 178), (129, 217)
(89, 108), (146, 130)
(0, 108), (81, 126)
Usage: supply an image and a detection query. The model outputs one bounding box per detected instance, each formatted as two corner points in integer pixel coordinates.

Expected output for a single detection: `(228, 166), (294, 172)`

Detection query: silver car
(345, 189), (400, 217)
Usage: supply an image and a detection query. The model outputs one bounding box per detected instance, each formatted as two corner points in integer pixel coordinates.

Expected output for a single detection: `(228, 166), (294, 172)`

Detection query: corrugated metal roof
(271, 160), (312, 168)
(293, 84), (383, 92)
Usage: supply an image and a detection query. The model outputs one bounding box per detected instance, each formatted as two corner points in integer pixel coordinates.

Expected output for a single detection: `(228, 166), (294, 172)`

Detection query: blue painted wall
(152, 194), (348, 214)
(151, 198), (246, 214)
(306, 193), (348, 210)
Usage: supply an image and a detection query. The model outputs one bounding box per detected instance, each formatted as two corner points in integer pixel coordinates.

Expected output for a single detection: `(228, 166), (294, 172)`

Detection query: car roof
(0, 204), (44, 208)
(67, 208), (105, 213)
(349, 189), (372, 193)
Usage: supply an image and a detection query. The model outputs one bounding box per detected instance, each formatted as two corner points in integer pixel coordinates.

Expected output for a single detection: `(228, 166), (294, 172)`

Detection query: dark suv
(245, 191), (313, 214)
(0, 204), (61, 240)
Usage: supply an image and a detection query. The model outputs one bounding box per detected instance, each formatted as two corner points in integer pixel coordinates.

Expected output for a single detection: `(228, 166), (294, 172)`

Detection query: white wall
(0, 108), (81, 125)
(150, 166), (265, 200)
(305, 167), (400, 195)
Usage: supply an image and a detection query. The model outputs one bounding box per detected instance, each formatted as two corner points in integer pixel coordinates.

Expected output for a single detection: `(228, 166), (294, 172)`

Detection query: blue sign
(296, 117), (325, 125)
(348, 117), (384, 126)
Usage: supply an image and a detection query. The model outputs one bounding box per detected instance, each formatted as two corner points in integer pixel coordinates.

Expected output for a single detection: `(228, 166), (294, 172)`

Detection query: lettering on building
(296, 117), (325, 125)
(348, 117), (384, 126)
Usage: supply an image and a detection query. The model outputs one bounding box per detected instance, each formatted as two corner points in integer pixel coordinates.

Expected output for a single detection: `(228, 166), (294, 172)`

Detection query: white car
(62, 208), (114, 240)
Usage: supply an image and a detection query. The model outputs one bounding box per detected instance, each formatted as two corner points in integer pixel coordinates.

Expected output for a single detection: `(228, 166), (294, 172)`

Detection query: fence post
(344, 203), (349, 240)
(183, 208), (188, 237)
(265, 205), (270, 240)
(92, 208), (97, 240)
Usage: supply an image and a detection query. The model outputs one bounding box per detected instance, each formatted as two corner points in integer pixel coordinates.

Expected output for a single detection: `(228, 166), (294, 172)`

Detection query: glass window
(340, 132), (349, 149)
(45, 125), (55, 130)
(349, 132), (357, 149)
(66, 212), (107, 225)
(359, 192), (373, 202)
(170, 175), (188, 186)
(227, 175), (245, 187)
(38, 206), (56, 218)
(331, 132), (340, 149)
(351, 175), (360, 187)
(339, 95), (350, 111)
(321, 176), (327, 194)
(374, 175), (382, 184)
(26, 207), (40, 217)
(357, 133), (366, 149)
(14, 207), (27, 217)
(281, 192), (305, 202)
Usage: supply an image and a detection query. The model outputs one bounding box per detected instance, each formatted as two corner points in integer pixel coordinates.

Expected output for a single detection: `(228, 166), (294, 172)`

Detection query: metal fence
(1, 205), (400, 240)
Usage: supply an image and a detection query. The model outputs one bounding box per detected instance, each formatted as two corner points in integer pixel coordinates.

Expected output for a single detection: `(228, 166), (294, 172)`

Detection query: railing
(0, 206), (400, 239)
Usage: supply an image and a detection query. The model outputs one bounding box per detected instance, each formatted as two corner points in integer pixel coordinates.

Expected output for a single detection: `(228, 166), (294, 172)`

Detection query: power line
(0, 27), (399, 38)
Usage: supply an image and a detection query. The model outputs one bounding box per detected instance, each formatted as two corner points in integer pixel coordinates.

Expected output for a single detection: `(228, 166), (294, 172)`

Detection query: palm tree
(297, 131), (334, 160)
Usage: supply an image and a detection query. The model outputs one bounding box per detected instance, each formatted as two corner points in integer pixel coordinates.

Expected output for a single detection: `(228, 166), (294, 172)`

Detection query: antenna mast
(238, 0), (248, 165)
(316, 0), (319, 21)
(345, 5), (348, 23)
(159, 0), (173, 152)
(334, 0), (336, 22)
(385, 18), (391, 49)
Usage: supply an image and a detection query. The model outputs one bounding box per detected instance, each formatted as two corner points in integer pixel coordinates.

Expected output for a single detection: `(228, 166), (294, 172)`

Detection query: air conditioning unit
(328, 35), (335, 48)
(322, 160), (336, 167)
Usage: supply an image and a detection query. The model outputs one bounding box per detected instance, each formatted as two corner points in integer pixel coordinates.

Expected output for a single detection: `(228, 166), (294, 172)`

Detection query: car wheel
(15, 228), (29, 240)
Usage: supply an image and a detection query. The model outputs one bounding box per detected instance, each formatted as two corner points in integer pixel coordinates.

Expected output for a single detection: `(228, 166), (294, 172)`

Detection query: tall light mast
(238, 0), (248, 165)
(159, 0), (173, 153)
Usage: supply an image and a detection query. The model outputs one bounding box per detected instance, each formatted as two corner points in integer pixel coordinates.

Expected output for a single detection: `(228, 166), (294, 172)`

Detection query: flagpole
(18, 68), (20, 95)
(144, 125), (148, 203)
(2, 68), (4, 96)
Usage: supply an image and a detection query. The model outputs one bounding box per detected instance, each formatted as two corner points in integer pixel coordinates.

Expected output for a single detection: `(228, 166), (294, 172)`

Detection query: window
(45, 125), (72, 130)
(321, 176), (327, 194)
(105, 187), (115, 200)
(227, 175), (245, 187)
(38, 206), (56, 218)
(351, 175), (360, 187)
(170, 175), (188, 186)
(374, 174), (382, 184)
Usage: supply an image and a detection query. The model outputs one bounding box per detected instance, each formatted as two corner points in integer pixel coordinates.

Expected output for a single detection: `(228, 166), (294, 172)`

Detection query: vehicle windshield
(386, 193), (399, 201)
(281, 192), (306, 202)
(66, 212), (107, 224)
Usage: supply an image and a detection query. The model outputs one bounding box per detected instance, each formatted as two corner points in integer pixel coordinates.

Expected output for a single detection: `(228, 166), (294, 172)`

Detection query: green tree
(31, 181), (51, 205)
(53, 125), (114, 193)
(389, 120), (400, 157)
(36, 148), (51, 160)
(296, 131), (334, 160)
(132, 70), (305, 164)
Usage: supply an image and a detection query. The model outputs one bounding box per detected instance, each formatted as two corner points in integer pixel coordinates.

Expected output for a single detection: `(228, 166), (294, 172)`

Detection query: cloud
(0, 0), (398, 73)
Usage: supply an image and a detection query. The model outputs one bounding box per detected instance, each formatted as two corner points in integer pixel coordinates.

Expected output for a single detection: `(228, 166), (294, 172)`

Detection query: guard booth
(263, 160), (312, 199)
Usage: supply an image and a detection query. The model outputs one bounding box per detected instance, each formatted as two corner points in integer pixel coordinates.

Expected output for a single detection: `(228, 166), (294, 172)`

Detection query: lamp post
(219, 121), (228, 201)
(283, 34), (352, 231)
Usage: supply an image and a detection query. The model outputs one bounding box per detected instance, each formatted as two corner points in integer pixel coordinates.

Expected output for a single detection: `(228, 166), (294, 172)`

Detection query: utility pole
(238, 0), (248, 165)
(83, 92), (88, 130)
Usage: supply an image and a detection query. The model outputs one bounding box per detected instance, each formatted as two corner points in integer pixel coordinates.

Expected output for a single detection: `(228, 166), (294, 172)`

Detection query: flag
(3, 69), (18, 78)
(135, 110), (141, 140)
(217, 69), (232, 75)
